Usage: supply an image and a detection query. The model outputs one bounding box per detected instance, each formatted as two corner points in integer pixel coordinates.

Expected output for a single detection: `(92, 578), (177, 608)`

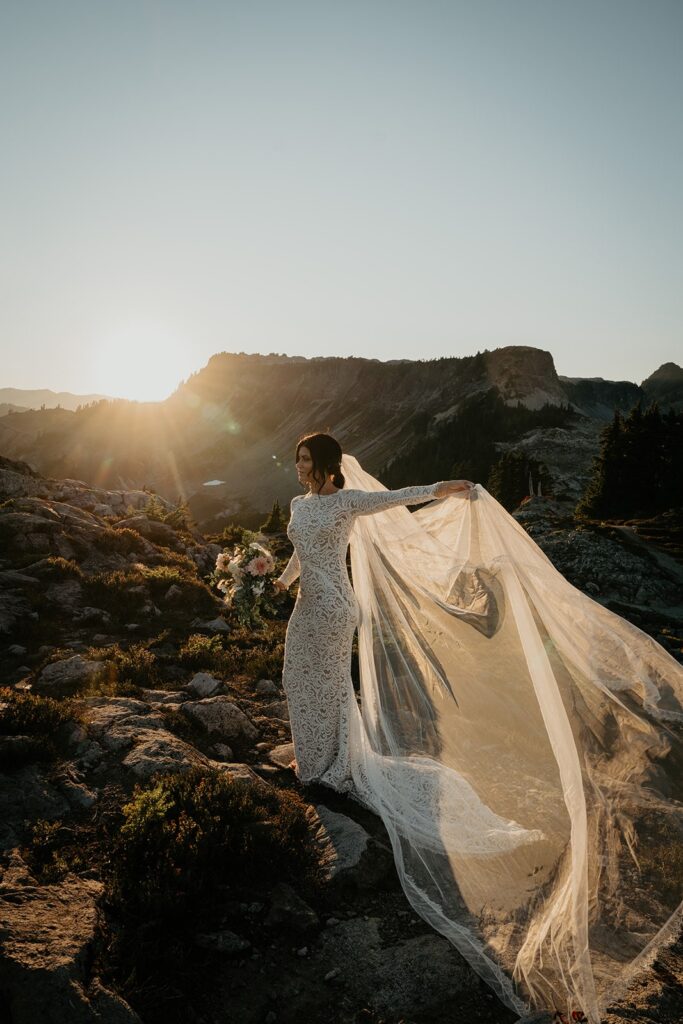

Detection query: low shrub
(97, 526), (146, 556)
(24, 818), (88, 882)
(104, 766), (322, 920)
(83, 567), (150, 619)
(177, 633), (225, 671)
(96, 767), (323, 1023)
(40, 556), (84, 578)
(0, 687), (82, 767)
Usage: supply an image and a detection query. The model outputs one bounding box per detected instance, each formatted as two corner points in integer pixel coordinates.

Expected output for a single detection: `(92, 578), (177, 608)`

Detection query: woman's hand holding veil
(434, 479), (475, 498)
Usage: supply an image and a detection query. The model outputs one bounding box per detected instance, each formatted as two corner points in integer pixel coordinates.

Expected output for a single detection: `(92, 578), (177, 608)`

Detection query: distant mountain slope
(0, 348), (680, 523)
(0, 387), (112, 413)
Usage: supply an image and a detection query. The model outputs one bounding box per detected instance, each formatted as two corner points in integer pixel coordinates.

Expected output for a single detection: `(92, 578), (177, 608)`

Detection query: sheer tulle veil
(338, 452), (683, 1024)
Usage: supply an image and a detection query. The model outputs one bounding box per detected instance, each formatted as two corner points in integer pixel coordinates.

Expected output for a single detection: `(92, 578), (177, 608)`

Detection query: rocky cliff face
(0, 348), (680, 525)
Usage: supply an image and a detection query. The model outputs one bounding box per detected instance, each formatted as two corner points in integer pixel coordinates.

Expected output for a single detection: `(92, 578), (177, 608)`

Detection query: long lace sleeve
(346, 482), (442, 517)
(277, 548), (301, 587)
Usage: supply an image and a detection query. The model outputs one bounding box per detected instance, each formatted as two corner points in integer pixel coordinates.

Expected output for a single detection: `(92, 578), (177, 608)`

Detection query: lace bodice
(276, 483), (443, 589)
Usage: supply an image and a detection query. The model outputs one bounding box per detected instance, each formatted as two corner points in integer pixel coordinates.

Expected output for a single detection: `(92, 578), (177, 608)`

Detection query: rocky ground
(0, 456), (681, 1024)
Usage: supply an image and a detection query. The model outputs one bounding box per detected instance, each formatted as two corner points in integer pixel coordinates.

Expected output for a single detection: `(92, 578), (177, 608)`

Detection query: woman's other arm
(275, 549), (300, 589)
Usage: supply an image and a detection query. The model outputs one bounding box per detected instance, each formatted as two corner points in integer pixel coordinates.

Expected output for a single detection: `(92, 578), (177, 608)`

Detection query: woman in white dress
(273, 432), (473, 782)
(271, 431), (683, 1024)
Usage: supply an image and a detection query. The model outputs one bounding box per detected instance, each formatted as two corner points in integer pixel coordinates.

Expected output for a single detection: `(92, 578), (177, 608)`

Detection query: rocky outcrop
(484, 345), (568, 409)
(0, 850), (142, 1023)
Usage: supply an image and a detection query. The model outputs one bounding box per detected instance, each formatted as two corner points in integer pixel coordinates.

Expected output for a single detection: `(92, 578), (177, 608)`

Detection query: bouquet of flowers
(208, 532), (279, 629)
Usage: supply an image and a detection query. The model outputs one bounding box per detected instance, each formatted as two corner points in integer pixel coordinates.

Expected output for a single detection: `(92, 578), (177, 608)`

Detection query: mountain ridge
(1, 346), (680, 527)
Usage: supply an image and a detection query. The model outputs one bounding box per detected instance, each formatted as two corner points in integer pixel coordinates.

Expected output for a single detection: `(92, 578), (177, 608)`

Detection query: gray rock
(74, 740), (105, 771)
(121, 729), (213, 780)
(8, 644), (27, 655)
(58, 778), (98, 810)
(81, 698), (170, 757)
(181, 696), (259, 742)
(186, 671), (221, 697)
(36, 655), (107, 695)
(305, 804), (394, 892)
(268, 742), (295, 769)
(263, 699), (289, 721)
(140, 687), (191, 704)
(73, 606), (112, 625)
(0, 765), (71, 851)
(203, 617), (230, 633)
(210, 743), (235, 760)
(255, 678), (279, 696)
(45, 578), (83, 613)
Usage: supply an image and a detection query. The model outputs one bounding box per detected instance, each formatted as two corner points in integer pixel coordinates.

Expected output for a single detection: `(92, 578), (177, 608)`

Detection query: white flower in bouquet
(228, 557), (244, 579)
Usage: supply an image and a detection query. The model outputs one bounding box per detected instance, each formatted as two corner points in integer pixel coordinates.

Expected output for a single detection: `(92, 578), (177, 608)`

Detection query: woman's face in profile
(296, 445), (314, 486)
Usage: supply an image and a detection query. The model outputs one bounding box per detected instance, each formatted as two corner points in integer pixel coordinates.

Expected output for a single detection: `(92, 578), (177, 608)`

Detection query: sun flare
(91, 320), (193, 402)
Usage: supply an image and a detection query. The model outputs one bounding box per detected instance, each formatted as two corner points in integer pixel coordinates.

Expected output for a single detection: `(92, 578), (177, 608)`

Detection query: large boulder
(121, 729), (214, 781)
(36, 655), (108, 696)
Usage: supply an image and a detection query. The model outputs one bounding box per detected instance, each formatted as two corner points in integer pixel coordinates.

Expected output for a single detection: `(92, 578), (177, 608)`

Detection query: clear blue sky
(1, 0), (681, 401)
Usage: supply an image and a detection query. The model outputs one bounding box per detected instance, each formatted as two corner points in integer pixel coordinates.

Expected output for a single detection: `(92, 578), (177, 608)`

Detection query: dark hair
(296, 431), (345, 494)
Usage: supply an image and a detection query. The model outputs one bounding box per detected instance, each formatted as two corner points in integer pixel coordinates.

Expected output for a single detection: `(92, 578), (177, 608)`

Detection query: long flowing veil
(339, 452), (683, 1024)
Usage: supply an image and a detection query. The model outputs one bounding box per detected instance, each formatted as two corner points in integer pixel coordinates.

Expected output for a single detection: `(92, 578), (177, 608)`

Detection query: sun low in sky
(2, 0), (681, 401)
(90, 318), (196, 402)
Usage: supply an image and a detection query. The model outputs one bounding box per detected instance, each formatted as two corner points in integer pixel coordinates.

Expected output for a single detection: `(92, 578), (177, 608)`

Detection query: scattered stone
(263, 699), (289, 721)
(73, 607), (112, 625)
(186, 671), (221, 697)
(256, 679), (279, 696)
(140, 687), (191, 704)
(268, 742), (295, 769)
(181, 696), (259, 742)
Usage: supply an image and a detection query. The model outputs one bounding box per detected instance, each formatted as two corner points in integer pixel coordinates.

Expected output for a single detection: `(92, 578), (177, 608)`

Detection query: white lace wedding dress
(278, 482), (441, 793)
(275, 456), (683, 1024)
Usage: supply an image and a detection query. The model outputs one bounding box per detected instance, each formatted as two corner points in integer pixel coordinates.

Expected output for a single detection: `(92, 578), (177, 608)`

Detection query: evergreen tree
(486, 451), (553, 511)
(576, 400), (682, 518)
(142, 494), (167, 522)
(261, 498), (287, 534)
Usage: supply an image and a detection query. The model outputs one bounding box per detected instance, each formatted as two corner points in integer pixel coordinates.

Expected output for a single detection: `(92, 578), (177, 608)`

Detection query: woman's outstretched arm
(345, 482), (442, 517)
(345, 479), (474, 517)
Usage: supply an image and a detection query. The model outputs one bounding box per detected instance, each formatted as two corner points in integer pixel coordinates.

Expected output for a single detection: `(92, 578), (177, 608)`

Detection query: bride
(272, 431), (683, 1024)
